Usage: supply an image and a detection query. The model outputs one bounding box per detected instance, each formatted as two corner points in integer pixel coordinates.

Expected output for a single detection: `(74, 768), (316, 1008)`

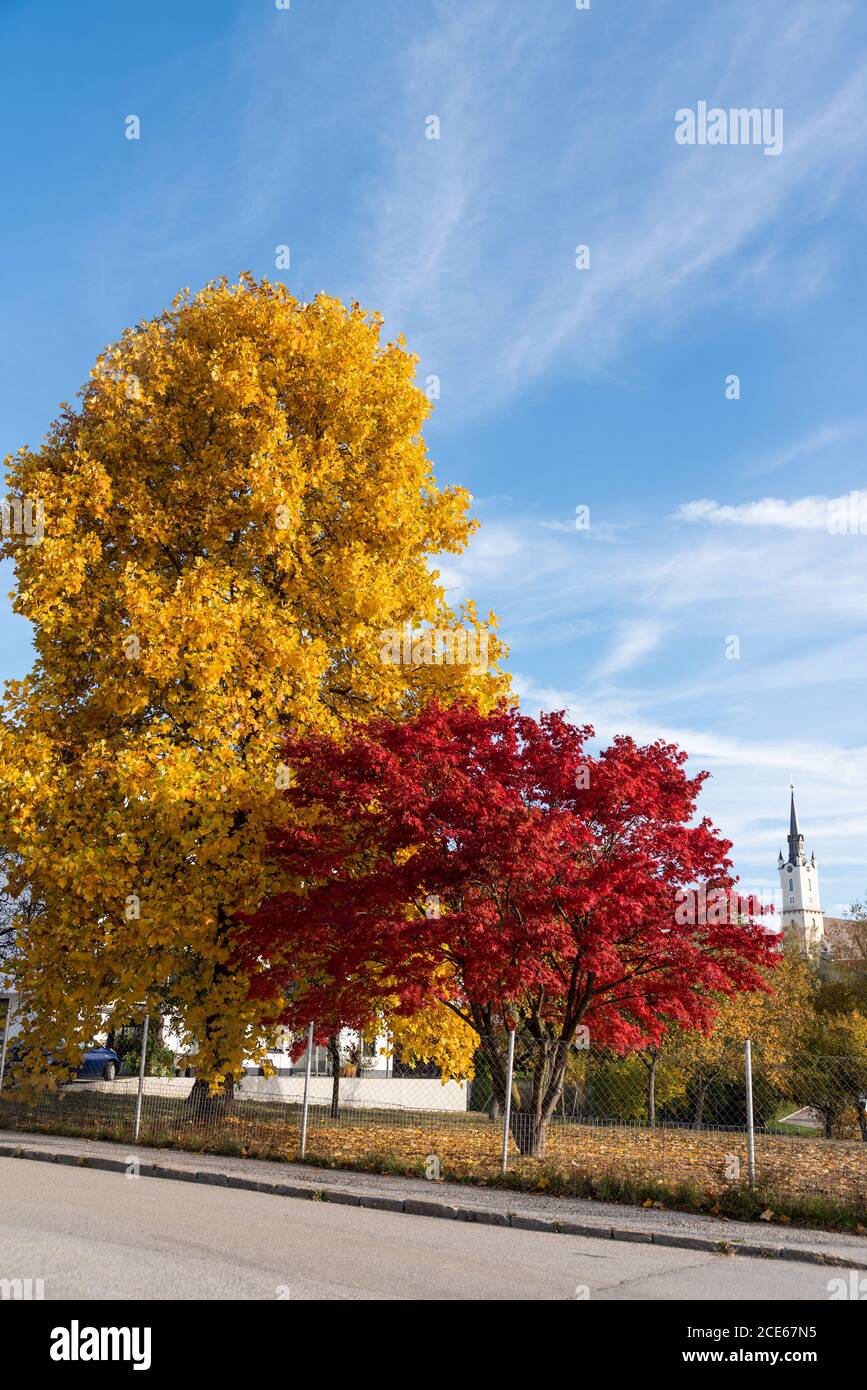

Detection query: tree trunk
(646, 1051), (658, 1129)
(509, 1109), (550, 1158)
(328, 1035), (341, 1120)
(186, 1074), (235, 1124)
(479, 1033), (573, 1159)
(182, 903), (240, 1124)
(856, 1103), (867, 1144)
(693, 1079), (707, 1130)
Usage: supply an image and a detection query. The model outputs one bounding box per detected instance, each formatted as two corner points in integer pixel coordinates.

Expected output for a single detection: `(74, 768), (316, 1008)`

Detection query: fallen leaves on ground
(293, 1115), (866, 1206)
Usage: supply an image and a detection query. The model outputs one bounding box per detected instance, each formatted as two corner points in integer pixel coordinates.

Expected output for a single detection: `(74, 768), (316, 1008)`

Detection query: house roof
(822, 916), (866, 963)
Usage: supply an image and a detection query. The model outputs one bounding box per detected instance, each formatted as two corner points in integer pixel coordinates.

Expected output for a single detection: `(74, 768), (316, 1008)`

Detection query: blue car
(76, 1045), (120, 1081)
(9, 1043), (120, 1081)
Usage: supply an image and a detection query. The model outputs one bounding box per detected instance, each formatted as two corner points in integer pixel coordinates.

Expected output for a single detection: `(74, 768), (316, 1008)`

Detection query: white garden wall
(76, 1073), (469, 1112)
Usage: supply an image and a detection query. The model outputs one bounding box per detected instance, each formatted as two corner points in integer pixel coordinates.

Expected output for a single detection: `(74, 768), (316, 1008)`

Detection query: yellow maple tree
(0, 274), (507, 1092)
(378, 963), (480, 1083)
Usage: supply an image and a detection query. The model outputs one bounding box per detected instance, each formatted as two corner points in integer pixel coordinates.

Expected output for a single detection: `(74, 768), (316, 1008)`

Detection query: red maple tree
(239, 703), (778, 1155)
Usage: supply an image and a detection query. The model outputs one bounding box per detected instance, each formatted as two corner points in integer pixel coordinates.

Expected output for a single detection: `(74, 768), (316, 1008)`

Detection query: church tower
(778, 786), (824, 960)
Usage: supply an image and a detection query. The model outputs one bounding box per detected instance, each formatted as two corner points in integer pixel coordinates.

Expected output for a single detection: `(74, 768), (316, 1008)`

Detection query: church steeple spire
(778, 784), (824, 962)
(787, 784), (805, 865)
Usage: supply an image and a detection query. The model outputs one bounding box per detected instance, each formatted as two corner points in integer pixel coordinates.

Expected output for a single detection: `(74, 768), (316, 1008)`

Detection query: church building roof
(786, 785), (805, 865)
(821, 916), (865, 964)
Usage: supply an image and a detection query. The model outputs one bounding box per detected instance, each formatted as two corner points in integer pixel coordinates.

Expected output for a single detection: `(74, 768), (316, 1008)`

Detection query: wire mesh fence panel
(748, 1049), (867, 1206)
(294, 1033), (866, 1209)
(0, 1082), (142, 1146)
(491, 1036), (866, 1207)
(299, 1045), (503, 1179)
(1, 1037), (864, 1212)
(291, 1033), (754, 1190)
(480, 1034), (753, 1196)
(0, 1076), (302, 1163)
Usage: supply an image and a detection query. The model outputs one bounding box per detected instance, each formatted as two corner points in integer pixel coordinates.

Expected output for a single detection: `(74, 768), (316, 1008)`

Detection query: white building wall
(0, 993), (21, 1044)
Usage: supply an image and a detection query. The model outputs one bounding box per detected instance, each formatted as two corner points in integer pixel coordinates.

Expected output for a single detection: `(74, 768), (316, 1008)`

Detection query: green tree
(784, 1013), (867, 1141)
(662, 950), (814, 1127)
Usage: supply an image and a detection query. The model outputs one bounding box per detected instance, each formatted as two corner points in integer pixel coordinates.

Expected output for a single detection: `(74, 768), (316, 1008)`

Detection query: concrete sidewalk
(2, 1127), (865, 1270)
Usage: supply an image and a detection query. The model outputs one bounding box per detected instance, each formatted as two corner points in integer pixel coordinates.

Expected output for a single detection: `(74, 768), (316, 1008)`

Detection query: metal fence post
(299, 1019), (315, 1159)
(744, 1037), (756, 1189)
(133, 1013), (149, 1145)
(501, 1029), (516, 1175)
(0, 995), (12, 1096)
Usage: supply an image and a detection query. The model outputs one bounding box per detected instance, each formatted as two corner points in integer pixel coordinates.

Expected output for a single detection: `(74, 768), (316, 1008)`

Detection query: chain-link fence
(1, 1032), (865, 1215)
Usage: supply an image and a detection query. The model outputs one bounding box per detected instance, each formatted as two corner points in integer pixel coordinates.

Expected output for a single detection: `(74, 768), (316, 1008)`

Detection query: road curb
(2, 1140), (865, 1271)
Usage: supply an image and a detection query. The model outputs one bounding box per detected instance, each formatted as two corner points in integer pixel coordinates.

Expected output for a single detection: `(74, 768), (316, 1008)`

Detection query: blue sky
(2, 0), (866, 913)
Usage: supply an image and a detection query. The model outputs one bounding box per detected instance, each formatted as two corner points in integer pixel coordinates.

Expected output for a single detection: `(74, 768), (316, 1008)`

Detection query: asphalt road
(0, 1157), (842, 1300)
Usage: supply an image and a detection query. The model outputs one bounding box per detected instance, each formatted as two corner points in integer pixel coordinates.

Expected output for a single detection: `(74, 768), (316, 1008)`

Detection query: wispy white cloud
(445, 502), (867, 639)
(444, 498), (867, 899)
(512, 669), (867, 901)
(673, 490), (867, 531)
(739, 421), (866, 478)
(538, 518), (624, 542)
(595, 620), (665, 678)
(359, 0), (867, 414)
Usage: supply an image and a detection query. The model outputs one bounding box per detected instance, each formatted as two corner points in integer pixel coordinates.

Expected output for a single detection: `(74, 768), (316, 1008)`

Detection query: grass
(765, 1100), (825, 1138)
